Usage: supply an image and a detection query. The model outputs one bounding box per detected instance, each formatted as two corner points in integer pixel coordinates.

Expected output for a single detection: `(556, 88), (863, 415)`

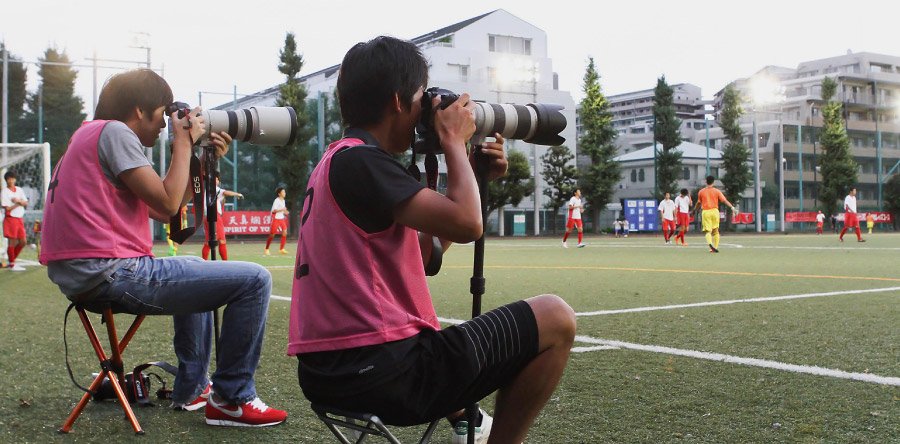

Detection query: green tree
(541, 145), (577, 233)
(652, 76), (683, 198)
(487, 149), (534, 231)
(577, 57), (620, 233)
(883, 173), (900, 230)
(0, 44), (29, 142)
(305, 89), (343, 166)
(273, 32), (315, 236)
(21, 47), (85, 164)
(718, 84), (752, 228)
(817, 77), (857, 217)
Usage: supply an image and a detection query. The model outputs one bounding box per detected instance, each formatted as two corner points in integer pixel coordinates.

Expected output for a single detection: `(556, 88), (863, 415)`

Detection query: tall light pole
(752, 118), (761, 232)
(749, 74), (786, 232)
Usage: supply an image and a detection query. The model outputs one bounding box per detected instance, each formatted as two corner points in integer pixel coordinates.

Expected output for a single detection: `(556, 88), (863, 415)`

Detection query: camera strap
(168, 154), (205, 244)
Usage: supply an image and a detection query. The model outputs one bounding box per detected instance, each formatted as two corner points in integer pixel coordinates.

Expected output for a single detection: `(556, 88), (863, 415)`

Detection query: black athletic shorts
(296, 300), (539, 426)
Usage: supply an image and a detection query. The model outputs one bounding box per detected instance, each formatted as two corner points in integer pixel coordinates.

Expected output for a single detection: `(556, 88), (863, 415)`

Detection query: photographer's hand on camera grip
(472, 133), (508, 181)
(434, 93), (476, 154)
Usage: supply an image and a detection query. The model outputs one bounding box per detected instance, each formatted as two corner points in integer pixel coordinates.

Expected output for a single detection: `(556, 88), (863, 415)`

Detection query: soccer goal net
(1, 143), (51, 256)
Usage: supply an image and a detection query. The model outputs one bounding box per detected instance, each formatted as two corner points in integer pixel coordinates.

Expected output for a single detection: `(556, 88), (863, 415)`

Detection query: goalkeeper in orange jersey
(693, 175), (736, 253)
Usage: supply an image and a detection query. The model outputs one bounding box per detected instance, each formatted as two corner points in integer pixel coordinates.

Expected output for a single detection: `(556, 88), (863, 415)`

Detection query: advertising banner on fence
(786, 211), (893, 224)
(222, 211), (275, 235)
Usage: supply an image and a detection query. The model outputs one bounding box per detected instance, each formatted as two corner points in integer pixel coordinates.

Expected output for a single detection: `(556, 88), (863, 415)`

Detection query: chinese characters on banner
(222, 211), (276, 235)
(785, 211), (893, 223)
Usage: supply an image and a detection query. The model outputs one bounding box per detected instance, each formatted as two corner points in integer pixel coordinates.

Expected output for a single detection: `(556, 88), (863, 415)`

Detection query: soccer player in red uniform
(264, 187), (289, 255)
(657, 192), (676, 244)
(673, 188), (692, 246)
(815, 210), (825, 235)
(839, 188), (865, 242)
(2, 171), (28, 271)
(202, 173), (243, 260)
(561, 189), (585, 248)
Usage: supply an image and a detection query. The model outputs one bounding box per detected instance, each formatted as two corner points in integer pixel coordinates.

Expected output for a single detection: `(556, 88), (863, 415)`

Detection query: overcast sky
(2, 0), (897, 117)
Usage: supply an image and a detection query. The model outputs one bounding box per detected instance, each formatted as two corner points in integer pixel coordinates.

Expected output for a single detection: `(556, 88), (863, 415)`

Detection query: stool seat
(59, 304), (146, 434)
(311, 403), (439, 444)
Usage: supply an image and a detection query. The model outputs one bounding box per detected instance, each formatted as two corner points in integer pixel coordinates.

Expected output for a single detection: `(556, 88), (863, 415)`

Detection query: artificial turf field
(1, 231), (897, 443)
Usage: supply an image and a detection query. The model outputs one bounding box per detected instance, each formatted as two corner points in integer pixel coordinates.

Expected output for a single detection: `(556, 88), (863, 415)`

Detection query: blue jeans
(87, 256), (271, 404)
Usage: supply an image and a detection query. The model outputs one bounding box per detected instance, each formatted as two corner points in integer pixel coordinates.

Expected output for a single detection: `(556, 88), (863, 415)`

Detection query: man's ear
(392, 92), (404, 113)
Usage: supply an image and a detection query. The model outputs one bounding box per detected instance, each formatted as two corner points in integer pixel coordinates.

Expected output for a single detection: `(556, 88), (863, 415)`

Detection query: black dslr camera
(414, 87), (567, 154)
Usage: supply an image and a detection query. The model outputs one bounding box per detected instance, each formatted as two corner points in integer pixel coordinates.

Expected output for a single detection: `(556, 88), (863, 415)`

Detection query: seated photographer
(39, 69), (286, 428)
(288, 36), (576, 443)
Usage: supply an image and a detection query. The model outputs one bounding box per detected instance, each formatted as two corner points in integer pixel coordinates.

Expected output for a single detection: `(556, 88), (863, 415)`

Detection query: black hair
(94, 69), (173, 121)
(337, 36), (429, 128)
(706, 175), (715, 185)
(275, 187), (285, 196)
(680, 188), (688, 196)
(3, 170), (16, 181)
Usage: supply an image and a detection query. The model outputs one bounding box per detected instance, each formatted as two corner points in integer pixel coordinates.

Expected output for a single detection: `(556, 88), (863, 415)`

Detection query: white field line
(268, 297), (900, 386)
(574, 335), (900, 387)
(577, 286), (900, 317)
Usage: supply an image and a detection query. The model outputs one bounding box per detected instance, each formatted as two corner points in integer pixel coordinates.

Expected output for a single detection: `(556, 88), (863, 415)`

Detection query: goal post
(1, 142), (51, 261)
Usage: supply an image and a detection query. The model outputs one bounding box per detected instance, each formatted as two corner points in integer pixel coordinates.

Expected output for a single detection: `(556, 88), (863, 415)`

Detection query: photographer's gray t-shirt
(47, 121), (153, 297)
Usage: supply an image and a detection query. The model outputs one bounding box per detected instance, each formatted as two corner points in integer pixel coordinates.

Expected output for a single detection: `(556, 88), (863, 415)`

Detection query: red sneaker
(172, 383), (211, 411)
(205, 394), (287, 427)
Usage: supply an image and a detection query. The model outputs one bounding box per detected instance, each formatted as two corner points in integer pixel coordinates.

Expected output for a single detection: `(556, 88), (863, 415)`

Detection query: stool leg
(58, 309), (144, 435)
(58, 371), (107, 433)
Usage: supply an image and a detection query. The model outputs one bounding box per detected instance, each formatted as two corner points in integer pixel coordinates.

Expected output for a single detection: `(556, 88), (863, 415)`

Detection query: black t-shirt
(329, 128), (424, 233)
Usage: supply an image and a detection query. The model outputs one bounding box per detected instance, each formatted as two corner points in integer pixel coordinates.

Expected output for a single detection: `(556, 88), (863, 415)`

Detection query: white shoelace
(248, 397), (270, 412)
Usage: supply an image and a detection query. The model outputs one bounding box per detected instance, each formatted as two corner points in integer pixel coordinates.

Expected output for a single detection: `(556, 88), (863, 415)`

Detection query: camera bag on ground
(91, 361), (178, 406)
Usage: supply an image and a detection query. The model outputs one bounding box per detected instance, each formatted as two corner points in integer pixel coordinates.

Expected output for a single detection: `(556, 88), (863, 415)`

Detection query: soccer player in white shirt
(815, 210), (825, 235)
(839, 188), (865, 242)
(202, 173), (244, 260)
(2, 171), (29, 271)
(673, 188), (692, 246)
(562, 189), (585, 248)
(658, 192), (677, 244)
(265, 187), (289, 255)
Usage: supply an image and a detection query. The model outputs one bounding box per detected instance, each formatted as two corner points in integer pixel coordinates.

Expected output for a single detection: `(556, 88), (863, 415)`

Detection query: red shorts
(844, 212), (859, 228)
(270, 218), (288, 235)
(3, 217), (26, 239)
(677, 212), (690, 227)
(662, 219), (676, 231)
(566, 218), (583, 230)
(203, 218), (226, 241)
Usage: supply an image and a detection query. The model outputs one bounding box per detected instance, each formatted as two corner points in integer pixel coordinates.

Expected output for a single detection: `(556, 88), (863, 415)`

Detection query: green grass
(1, 232), (898, 443)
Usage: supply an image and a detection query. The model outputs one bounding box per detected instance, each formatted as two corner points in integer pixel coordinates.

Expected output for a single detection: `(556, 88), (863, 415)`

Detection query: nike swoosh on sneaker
(212, 402), (243, 418)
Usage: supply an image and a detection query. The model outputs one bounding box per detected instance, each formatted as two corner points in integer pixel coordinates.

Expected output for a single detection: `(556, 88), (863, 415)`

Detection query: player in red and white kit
(673, 188), (692, 246)
(562, 189), (585, 248)
(2, 171), (28, 271)
(658, 192), (677, 244)
(264, 187), (289, 255)
(815, 210), (825, 235)
(202, 172), (243, 260)
(839, 188), (865, 242)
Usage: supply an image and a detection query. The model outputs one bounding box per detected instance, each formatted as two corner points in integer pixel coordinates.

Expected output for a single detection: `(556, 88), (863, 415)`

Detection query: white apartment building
(222, 9), (577, 235)
(707, 52), (900, 215)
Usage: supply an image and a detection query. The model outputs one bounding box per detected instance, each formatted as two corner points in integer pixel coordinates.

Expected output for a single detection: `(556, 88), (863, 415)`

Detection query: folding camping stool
(59, 305), (146, 434)
(311, 403), (440, 444)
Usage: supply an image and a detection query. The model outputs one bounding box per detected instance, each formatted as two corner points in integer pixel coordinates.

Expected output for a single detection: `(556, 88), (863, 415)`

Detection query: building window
(638, 169), (646, 182)
(449, 64), (469, 82)
(630, 169), (637, 183)
(682, 167), (690, 180)
(488, 34), (532, 55)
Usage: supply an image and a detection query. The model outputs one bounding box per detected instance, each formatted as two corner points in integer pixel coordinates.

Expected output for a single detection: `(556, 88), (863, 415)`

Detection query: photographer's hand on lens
(434, 93), (476, 153)
(208, 131), (233, 159)
(471, 133), (508, 181)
